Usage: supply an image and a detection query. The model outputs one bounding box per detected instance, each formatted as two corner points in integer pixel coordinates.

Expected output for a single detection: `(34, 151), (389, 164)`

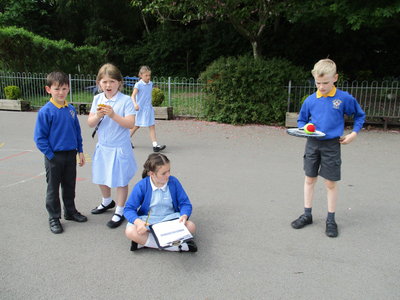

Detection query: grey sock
(304, 207), (312, 216)
(327, 212), (335, 223)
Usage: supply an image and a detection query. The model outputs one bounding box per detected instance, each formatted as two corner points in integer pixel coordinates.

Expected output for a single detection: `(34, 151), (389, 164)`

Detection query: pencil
(145, 209), (151, 226)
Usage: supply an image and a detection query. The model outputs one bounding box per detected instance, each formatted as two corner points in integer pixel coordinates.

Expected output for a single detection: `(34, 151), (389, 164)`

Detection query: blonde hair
(96, 63), (124, 91)
(138, 65), (151, 76)
(311, 59), (337, 77)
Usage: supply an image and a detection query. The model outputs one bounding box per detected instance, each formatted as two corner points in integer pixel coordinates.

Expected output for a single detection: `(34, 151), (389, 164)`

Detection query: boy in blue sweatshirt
(291, 59), (365, 238)
(34, 71), (87, 234)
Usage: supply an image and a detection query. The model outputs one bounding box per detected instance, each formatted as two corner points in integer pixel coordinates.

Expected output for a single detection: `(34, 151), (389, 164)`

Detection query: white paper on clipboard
(150, 218), (193, 248)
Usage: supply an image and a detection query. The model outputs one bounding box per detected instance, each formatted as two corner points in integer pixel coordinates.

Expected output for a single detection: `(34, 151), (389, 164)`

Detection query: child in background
(124, 153), (197, 252)
(291, 58), (365, 238)
(88, 63), (137, 228)
(34, 71), (87, 234)
(130, 66), (166, 152)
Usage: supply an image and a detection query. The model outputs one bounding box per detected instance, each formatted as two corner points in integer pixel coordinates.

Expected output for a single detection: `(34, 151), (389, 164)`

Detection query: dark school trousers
(44, 150), (78, 219)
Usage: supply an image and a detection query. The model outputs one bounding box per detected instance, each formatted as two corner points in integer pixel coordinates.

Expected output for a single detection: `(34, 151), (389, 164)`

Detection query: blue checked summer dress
(90, 92), (137, 187)
(134, 79), (155, 127)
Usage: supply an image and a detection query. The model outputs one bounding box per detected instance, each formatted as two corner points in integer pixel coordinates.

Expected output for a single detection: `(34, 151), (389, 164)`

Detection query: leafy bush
(200, 56), (308, 125)
(0, 26), (105, 73)
(4, 85), (21, 100)
(152, 88), (165, 106)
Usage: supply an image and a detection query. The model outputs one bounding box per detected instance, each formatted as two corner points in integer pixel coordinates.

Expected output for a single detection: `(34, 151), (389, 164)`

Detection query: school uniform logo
(332, 99), (342, 109)
(70, 109), (76, 119)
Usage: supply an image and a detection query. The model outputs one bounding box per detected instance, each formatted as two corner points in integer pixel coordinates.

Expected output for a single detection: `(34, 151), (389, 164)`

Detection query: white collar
(139, 79), (151, 85)
(149, 177), (168, 192)
(102, 92), (119, 103)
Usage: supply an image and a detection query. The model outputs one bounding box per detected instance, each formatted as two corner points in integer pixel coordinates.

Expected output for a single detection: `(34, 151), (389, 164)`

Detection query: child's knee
(186, 221), (196, 234)
(125, 224), (136, 238)
(324, 180), (337, 190)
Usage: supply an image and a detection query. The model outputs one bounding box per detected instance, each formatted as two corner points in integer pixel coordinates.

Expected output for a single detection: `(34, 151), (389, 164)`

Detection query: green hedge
(0, 26), (106, 74)
(200, 56), (308, 125)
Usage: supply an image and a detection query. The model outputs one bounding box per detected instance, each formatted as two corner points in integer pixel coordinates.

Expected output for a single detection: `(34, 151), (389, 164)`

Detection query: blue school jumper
(124, 176), (192, 224)
(298, 87), (365, 140)
(34, 99), (83, 218)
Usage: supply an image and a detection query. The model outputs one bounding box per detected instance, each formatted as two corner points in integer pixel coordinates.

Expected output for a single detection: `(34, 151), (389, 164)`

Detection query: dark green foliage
(152, 88), (165, 106)
(200, 56), (308, 125)
(4, 85), (21, 100)
(0, 26), (105, 74)
(124, 22), (248, 77)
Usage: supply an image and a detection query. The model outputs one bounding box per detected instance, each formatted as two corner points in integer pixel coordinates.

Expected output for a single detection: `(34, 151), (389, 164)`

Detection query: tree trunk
(251, 40), (262, 59)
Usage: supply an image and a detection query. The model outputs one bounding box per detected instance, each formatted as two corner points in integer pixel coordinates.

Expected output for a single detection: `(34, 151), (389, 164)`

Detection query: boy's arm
(74, 109), (84, 153)
(78, 152), (85, 167)
(297, 101), (310, 128)
(350, 101), (366, 133)
(34, 111), (54, 160)
(341, 98), (366, 144)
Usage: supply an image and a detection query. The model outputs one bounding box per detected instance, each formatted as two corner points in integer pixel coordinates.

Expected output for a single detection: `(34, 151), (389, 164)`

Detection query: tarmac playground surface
(1, 110), (399, 300)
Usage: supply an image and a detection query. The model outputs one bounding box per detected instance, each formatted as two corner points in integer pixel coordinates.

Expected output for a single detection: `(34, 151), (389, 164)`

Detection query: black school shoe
(130, 241), (139, 251)
(106, 214), (125, 228)
(179, 240), (198, 252)
(326, 221), (338, 238)
(153, 145), (166, 152)
(91, 200), (115, 214)
(64, 212), (88, 222)
(291, 214), (313, 229)
(49, 218), (63, 234)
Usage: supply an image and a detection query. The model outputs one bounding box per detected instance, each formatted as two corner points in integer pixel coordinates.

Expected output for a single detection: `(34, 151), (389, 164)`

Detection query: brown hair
(138, 65), (151, 76)
(46, 71), (69, 87)
(96, 63), (124, 91)
(142, 153), (170, 178)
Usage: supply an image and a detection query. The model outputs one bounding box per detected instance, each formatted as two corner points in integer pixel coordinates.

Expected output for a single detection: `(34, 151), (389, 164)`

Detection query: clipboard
(149, 218), (193, 249)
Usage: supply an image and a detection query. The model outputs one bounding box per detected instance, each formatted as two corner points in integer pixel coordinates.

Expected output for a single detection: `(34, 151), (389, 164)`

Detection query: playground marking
(0, 171), (45, 189)
(0, 150), (33, 162)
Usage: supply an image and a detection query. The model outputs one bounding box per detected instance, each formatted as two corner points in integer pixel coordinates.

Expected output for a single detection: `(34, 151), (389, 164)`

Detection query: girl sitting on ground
(124, 153), (197, 252)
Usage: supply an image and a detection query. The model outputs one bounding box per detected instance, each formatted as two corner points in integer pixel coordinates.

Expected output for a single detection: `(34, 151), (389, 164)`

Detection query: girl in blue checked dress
(129, 66), (166, 153)
(124, 153), (197, 252)
(87, 63), (137, 228)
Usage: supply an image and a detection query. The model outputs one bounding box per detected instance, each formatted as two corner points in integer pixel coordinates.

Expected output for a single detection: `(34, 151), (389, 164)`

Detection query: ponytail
(142, 153), (170, 178)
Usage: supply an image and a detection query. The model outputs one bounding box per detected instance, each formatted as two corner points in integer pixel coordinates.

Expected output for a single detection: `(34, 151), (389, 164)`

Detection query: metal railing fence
(0, 71), (206, 117)
(1, 71), (399, 121)
(286, 80), (400, 119)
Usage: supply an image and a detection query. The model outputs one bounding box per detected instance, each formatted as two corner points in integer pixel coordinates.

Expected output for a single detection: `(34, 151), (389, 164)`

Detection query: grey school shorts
(303, 138), (341, 181)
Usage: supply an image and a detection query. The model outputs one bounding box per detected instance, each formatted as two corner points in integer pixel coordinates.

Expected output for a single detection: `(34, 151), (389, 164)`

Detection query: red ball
(304, 123), (316, 133)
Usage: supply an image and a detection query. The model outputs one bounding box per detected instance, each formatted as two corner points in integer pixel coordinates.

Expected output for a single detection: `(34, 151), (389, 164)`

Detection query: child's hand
(99, 104), (115, 118)
(96, 104), (107, 118)
(136, 219), (148, 235)
(77, 152), (85, 167)
(179, 215), (188, 224)
(339, 131), (357, 144)
(134, 103), (139, 111)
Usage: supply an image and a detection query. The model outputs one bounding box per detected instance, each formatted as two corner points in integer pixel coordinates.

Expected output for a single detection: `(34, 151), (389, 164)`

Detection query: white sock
(163, 242), (189, 252)
(144, 233), (158, 249)
(97, 197), (112, 209)
(111, 206), (124, 222)
(152, 141), (158, 147)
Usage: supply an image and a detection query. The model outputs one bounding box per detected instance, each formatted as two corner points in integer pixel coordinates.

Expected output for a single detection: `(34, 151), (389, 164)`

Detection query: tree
(131, 0), (291, 59)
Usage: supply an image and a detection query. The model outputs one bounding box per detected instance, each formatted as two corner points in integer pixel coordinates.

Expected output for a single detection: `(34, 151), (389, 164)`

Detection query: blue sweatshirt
(298, 87), (365, 140)
(124, 176), (192, 224)
(34, 99), (83, 160)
